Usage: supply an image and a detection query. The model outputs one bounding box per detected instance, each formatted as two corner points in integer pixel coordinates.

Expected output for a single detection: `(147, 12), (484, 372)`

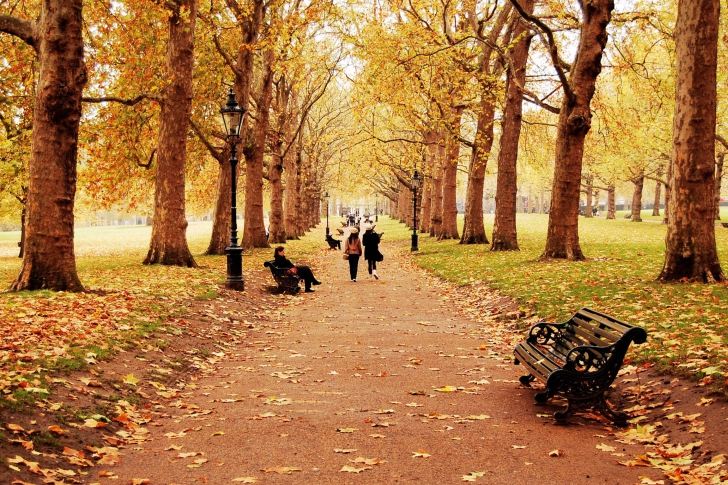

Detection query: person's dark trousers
(368, 259), (377, 274)
(348, 255), (360, 280)
(297, 265), (315, 290)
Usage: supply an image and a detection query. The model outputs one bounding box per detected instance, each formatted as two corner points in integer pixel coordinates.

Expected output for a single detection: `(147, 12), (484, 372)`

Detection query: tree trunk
(659, 0), (724, 282)
(630, 174), (644, 222)
(606, 185), (615, 219)
(206, 156), (232, 255)
(420, 130), (436, 234)
(439, 108), (462, 240)
(540, 0), (614, 261)
(284, 147), (300, 239)
(461, 98), (495, 244)
(652, 166), (663, 217)
(6, 0), (86, 291)
(18, 205), (26, 258)
(584, 174), (593, 218)
(429, 134), (444, 237)
(491, 5), (533, 250)
(241, 49), (274, 250)
(144, 0), (198, 267)
(268, 81), (292, 244)
(715, 153), (724, 220)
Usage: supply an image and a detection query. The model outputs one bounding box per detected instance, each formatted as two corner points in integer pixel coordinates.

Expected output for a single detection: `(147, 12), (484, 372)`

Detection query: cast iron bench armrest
(526, 321), (569, 346)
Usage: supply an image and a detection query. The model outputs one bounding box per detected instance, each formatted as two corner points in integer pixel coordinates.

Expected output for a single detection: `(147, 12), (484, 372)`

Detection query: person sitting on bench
(274, 246), (321, 293)
(326, 233), (341, 249)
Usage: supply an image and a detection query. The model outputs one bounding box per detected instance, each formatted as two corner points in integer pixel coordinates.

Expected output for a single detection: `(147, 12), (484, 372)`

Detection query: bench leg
(553, 401), (574, 422)
(519, 374), (536, 387)
(595, 394), (628, 424)
(534, 389), (552, 403)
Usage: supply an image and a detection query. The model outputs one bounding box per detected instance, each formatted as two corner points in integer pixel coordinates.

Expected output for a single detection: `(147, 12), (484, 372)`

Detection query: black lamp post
(324, 191), (330, 236)
(411, 170), (420, 252)
(375, 193), (379, 222)
(220, 88), (246, 291)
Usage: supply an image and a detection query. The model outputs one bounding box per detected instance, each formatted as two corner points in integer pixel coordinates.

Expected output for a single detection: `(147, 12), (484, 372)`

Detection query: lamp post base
(411, 233), (419, 252)
(225, 245), (245, 291)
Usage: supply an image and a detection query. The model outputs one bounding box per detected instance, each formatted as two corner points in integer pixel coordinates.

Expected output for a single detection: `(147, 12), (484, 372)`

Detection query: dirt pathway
(99, 239), (664, 485)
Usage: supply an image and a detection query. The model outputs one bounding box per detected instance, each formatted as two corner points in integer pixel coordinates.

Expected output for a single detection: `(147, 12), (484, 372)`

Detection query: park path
(108, 237), (661, 484)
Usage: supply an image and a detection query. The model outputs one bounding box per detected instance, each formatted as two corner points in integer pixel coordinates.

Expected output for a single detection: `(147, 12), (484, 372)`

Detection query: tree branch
(189, 118), (224, 162)
(508, 0), (574, 103)
(81, 93), (161, 105)
(0, 14), (36, 48)
(213, 32), (242, 78)
(716, 133), (728, 151)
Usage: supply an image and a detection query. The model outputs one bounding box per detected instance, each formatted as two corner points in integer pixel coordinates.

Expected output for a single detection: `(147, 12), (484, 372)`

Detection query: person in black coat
(273, 246), (321, 292)
(361, 223), (382, 280)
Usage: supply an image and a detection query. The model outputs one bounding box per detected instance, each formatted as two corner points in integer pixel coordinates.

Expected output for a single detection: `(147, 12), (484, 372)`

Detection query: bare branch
(82, 93), (161, 105)
(716, 133), (728, 151)
(213, 32), (242, 78)
(189, 118), (224, 162)
(508, 0), (574, 103)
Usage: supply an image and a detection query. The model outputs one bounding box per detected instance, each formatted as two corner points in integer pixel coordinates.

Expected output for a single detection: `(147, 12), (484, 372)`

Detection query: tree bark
(439, 108), (462, 240)
(652, 166), (663, 216)
(584, 174), (593, 218)
(630, 174), (644, 222)
(5, 0), (86, 291)
(144, 0), (198, 267)
(491, 5), (533, 249)
(659, 0), (724, 283)
(461, 97), (495, 244)
(420, 130), (437, 234)
(429, 133), (444, 237)
(269, 79), (292, 244)
(715, 152), (724, 220)
(606, 185), (615, 219)
(242, 49), (274, 250)
(284, 147), (301, 239)
(539, 0), (614, 261)
(18, 205), (26, 258)
(205, 154), (232, 255)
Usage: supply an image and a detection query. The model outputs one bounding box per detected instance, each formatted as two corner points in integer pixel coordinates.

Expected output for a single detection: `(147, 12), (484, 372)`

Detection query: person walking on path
(273, 246), (321, 292)
(362, 223), (382, 280)
(344, 227), (362, 281)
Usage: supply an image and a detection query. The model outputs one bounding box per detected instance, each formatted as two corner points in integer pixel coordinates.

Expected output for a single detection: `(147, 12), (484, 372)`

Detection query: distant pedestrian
(344, 227), (363, 282)
(362, 223), (382, 280)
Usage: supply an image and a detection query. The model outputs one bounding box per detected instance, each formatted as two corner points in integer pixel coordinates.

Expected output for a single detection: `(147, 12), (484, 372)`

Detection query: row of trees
(1, 0), (345, 290)
(353, 0), (725, 283)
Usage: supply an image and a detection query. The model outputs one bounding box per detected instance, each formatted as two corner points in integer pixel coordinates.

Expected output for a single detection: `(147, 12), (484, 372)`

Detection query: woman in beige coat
(344, 227), (363, 281)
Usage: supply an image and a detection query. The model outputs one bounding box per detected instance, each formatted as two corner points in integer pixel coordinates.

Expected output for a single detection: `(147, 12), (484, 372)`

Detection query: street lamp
(411, 170), (420, 252)
(375, 193), (379, 222)
(324, 191), (330, 236)
(220, 88), (246, 291)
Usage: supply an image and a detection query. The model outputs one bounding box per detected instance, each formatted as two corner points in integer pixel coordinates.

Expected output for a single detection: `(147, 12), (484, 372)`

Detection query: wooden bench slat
(515, 343), (560, 378)
(568, 320), (621, 346)
(578, 308), (633, 333)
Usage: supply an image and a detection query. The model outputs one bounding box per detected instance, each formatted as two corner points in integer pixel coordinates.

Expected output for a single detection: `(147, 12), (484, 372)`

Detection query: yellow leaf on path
(213, 431), (225, 436)
(337, 428), (358, 433)
(261, 466), (301, 474)
(596, 443), (616, 452)
(462, 471), (486, 482)
(435, 386), (458, 392)
(178, 452), (203, 458)
(7, 424), (25, 433)
(84, 418), (106, 428)
(122, 374), (140, 386)
(369, 434), (387, 438)
(412, 450), (431, 458)
(334, 448), (357, 454)
(349, 457), (384, 465)
(340, 465), (372, 473)
(549, 449), (564, 457)
(48, 425), (65, 435)
(131, 480), (150, 485)
(232, 478), (258, 483)
(467, 415), (491, 420)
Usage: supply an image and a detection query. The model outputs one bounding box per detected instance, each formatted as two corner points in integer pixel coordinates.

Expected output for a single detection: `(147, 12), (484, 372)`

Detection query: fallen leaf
(340, 465), (371, 473)
(549, 449), (564, 457)
(261, 467), (302, 474)
(412, 449), (431, 458)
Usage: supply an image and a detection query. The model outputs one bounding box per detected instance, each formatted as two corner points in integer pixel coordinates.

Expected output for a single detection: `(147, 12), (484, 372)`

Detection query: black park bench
(514, 307), (647, 423)
(263, 261), (301, 293)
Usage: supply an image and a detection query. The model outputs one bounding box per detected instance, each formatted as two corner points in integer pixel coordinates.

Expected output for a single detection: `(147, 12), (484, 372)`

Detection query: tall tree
(144, 0), (199, 266)
(491, 0), (535, 251)
(511, 0), (614, 260)
(2, 0), (86, 291)
(658, 0), (724, 283)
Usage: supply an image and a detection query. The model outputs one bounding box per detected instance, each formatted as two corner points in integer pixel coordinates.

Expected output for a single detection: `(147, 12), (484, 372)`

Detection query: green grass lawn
(379, 213), (728, 392)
